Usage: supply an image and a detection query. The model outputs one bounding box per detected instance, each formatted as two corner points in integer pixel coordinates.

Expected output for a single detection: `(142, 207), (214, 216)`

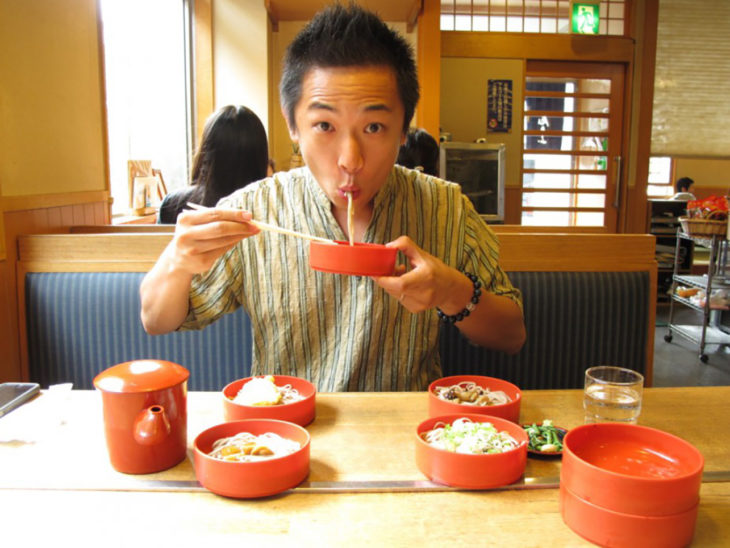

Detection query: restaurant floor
(653, 303), (730, 387)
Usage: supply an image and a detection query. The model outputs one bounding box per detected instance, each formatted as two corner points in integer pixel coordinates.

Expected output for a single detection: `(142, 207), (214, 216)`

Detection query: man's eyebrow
(305, 101), (392, 113)
(307, 101), (335, 112)
(364, 103), (392, 113)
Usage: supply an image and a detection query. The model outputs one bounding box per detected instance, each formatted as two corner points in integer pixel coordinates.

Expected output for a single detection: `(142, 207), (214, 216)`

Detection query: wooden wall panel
(0, 200), (109, 383)
(504, 187), (521, 225)
(0, 261), (15, 381)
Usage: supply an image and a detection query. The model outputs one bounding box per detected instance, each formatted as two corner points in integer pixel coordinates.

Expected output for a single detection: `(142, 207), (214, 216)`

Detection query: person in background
(141, 3), (525, 392)
(157, 105), (269, 224)
(671, 177), (696, 201)
(396, 127), (440, 177)
(267, 158), (276, 176)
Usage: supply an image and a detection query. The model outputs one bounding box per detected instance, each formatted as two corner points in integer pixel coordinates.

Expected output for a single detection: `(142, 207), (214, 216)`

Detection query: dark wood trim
(442, 32), (634, 62)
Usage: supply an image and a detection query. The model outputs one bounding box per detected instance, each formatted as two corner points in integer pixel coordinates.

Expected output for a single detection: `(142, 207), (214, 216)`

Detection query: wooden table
(1, 388), (728, 546)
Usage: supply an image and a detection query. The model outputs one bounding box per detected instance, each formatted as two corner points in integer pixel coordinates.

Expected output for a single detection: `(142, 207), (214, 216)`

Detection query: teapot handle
(133, 405), (171, 445)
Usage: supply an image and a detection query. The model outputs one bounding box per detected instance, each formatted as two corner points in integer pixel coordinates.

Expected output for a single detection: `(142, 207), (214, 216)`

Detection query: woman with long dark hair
(158, 105), (269, 223)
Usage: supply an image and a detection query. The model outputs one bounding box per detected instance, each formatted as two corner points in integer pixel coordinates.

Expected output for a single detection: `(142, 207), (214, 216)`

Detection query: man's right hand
(169, 207), (259, 275)
(140, 207), (259, 335)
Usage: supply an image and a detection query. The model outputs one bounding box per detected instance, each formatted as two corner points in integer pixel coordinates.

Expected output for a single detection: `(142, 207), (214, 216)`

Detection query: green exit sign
(571, 1), (600, 35)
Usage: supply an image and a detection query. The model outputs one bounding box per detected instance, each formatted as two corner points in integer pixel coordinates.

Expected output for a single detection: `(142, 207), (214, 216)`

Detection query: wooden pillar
(416, 0), (441, 139)
(193, 0), (214, 147)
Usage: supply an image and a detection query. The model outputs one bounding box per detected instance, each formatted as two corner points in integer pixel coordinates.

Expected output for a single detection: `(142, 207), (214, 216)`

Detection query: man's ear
(282, 106), (299, 141)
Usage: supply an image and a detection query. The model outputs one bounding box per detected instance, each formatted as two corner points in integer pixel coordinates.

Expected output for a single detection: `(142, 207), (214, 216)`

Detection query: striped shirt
(181, 165), (522, 391)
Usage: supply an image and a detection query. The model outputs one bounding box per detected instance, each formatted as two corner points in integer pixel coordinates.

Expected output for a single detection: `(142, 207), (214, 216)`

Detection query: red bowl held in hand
(309, 240), (397, 276)
(222, 375), (316, 427)
(428, 375), (522, 423)
(193, 419), (310, 499)
(415, 414), (528, 489)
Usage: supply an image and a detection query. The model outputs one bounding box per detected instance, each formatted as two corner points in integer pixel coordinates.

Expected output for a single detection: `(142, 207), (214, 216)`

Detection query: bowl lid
(94, 360), (189, 393)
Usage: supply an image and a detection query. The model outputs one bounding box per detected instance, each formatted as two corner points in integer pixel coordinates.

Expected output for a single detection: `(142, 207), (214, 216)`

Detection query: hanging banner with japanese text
(487, 79), (513, 133)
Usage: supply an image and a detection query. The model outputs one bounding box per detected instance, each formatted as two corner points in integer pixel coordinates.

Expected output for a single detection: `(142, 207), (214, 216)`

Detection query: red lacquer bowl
(561, 423), (704, 517)
(193, 419), (310, 499)
(415, 414), (528, 489)
(309, 240), (397, 276)
(560, 484), (698, 548)
(222, 375), (316, 426)
(428, 375), (522, 423)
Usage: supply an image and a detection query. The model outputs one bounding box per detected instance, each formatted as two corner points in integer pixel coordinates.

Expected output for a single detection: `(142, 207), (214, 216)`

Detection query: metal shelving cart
(664, 231), (730, 362)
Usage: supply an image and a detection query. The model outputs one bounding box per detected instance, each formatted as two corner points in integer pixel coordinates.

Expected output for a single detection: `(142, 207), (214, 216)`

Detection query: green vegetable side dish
(523, 420), (566, 453)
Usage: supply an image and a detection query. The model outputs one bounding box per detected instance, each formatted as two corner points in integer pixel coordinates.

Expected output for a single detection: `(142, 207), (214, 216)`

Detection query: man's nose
(337, 133), (364, 174)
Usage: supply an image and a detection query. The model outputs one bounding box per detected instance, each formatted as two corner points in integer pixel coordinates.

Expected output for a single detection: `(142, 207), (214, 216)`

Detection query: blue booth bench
(17, 232), (657, 391)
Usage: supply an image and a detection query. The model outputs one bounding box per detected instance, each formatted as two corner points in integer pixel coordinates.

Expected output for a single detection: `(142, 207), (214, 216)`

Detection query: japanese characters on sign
(487, 79), (512, 133)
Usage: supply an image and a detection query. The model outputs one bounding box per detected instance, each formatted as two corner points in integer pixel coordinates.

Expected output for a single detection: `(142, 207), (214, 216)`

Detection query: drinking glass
(583, 366), (644, 424)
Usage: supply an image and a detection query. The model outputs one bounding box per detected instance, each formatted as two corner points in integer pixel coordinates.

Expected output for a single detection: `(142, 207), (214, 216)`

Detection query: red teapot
(94, 359), (189, 474)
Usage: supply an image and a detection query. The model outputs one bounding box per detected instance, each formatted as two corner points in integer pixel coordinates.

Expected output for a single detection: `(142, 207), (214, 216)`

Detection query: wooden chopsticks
(186, 202), (335, 244)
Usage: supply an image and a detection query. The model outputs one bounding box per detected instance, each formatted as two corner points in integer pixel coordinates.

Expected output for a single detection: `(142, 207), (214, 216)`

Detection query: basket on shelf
(678, 216), (727, 237)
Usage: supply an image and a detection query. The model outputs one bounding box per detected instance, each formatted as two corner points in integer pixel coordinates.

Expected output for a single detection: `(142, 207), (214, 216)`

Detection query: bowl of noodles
(222, 375), (316, 426)
(428, 375), (521, 423)
(309, 241), (397, 276)
(193, 419), (310, 499)
(415, 414), (528, 489)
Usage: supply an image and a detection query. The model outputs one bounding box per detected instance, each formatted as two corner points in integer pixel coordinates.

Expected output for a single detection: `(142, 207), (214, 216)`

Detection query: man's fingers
(179, 233), (247, 255)
(178, 207), (253, 226)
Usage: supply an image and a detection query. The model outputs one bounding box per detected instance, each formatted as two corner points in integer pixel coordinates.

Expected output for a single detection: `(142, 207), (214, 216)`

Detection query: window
(100, 0), (192, 216)
(520, 62), (624, 230)
(647, 156), (674, 198)
(440, 0), (627, 36)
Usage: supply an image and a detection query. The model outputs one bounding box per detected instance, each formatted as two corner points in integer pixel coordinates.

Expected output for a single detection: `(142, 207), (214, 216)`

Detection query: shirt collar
(303, 165), (399, 214)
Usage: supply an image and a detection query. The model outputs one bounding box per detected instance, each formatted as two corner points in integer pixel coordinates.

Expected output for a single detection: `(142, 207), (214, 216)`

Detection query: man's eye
(365, 123), (383, 134)
(315, 121), (332, 132)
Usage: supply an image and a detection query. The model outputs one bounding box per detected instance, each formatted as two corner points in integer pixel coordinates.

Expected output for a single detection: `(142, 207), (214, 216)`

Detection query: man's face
(286, 65), (406, 215)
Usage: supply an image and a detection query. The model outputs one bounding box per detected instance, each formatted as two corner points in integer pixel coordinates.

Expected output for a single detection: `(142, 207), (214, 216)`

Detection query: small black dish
(523, 423), (568, 459)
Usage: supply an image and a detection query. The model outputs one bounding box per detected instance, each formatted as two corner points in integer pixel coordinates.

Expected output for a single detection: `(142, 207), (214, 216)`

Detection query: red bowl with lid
(561, 423), (704, 517)
(415, 414), (528, 489)
(309, 240), (397, 276)
(193, 419), (310, 499)
(94, 359), (189, 474)
(222, 375), (316, 426)
(428, 375), (522, 423)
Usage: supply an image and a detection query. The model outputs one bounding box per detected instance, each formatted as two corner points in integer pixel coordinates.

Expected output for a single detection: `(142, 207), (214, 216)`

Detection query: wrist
(436, 272), (482, 323)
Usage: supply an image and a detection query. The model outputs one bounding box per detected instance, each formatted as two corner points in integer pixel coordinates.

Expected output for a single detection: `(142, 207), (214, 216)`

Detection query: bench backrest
(440, 270), (650, 389)
(18, 232), (657, 389)
(25, 272), (252, 390)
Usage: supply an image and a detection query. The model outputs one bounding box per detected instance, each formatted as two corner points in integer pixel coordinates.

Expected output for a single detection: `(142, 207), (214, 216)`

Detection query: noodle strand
(347, 192), (354, 246)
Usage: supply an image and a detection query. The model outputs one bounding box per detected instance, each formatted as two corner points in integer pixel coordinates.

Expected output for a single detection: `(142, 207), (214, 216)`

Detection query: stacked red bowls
(560, 423), (704, 548)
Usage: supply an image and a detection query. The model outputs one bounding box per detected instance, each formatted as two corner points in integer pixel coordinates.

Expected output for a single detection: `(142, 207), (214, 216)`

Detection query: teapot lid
(94, 360), (189, 393)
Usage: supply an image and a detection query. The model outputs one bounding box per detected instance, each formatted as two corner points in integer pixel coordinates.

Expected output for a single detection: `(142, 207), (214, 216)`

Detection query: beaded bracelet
(436, 272), (482, 323)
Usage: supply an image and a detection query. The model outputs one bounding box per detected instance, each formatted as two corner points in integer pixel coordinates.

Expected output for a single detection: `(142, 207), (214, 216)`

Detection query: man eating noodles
(140, 3), (525, 392)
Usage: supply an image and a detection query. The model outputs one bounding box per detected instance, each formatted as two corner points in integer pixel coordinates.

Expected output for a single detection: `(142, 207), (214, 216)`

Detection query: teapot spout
(133, 405), (171, 445)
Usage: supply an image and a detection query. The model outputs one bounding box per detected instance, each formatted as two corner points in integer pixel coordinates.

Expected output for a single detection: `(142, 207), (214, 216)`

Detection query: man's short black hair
(675, 177), (694, 193)
(279, 2), (420, 134)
